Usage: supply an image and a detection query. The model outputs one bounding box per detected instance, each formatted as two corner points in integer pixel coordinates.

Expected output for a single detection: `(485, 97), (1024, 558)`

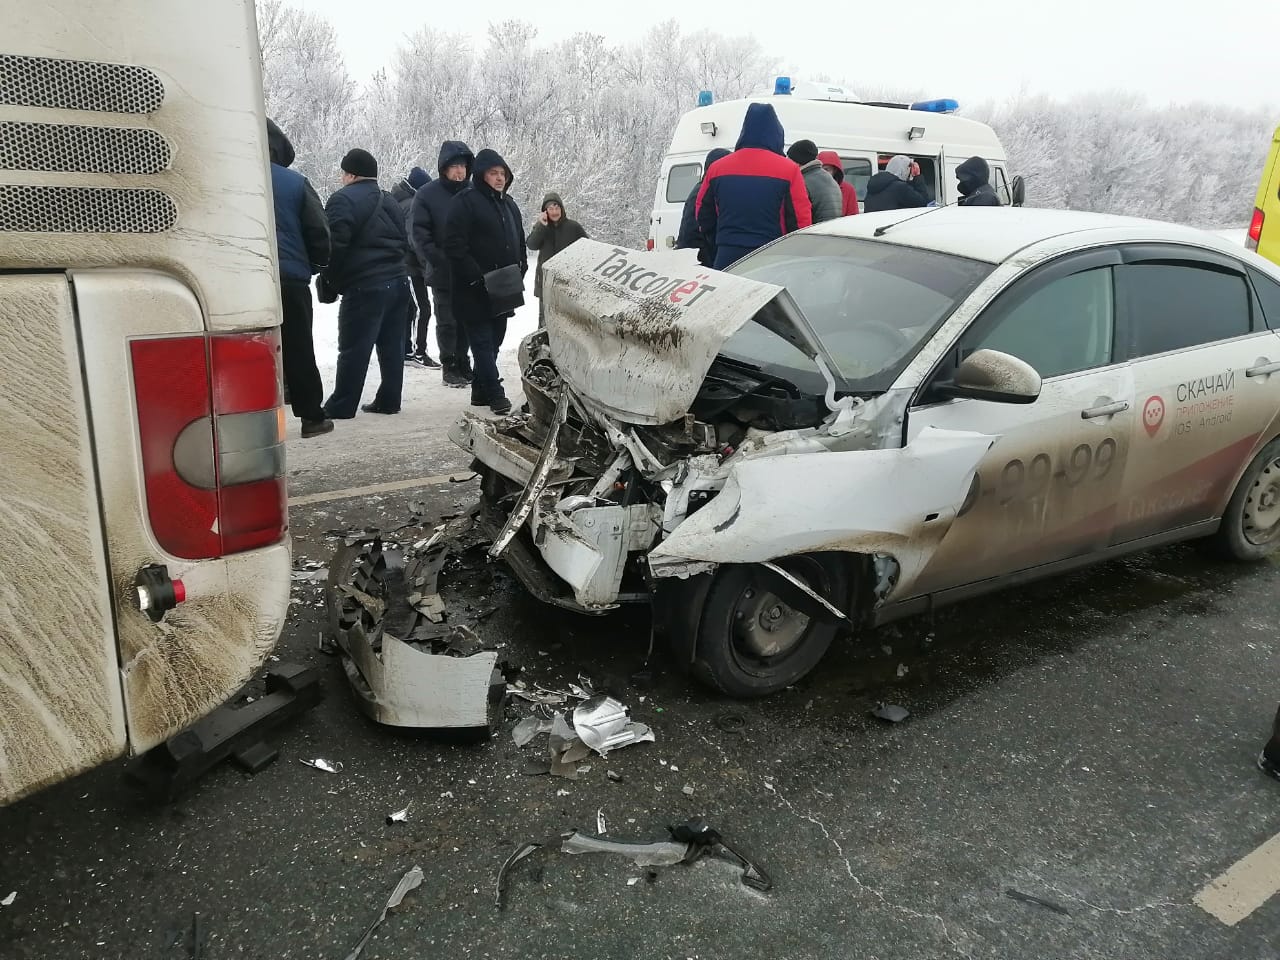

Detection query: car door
(903, 249), (1135, 597)
(1110, 246), (1280, 543)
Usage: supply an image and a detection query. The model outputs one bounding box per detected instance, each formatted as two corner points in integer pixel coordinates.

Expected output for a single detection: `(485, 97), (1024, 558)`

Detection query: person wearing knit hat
(391, 166), (438, 366)
(526, 191), (588, 326)
(786, 139), (842, 223)
(319, 148), (412, 419)
(340, 148), (378, 179)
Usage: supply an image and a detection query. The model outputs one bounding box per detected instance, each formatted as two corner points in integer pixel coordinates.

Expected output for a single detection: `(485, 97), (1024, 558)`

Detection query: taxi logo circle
(1143, 395), (1165, 436)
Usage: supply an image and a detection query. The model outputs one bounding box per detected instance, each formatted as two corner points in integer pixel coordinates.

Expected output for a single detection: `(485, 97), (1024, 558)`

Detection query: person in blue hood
(676, 147), (730, 267)
(694, 103), (812, 269)
(266, 117), (332, 438)
(443, 149), (526, 416)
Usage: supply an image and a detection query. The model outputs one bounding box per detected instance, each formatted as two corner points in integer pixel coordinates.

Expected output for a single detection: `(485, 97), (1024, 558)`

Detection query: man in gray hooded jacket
(786, 140), (842, 223)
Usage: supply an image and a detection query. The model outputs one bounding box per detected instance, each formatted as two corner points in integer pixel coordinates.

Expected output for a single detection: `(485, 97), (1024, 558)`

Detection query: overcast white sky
(297, 0), (1277, 111)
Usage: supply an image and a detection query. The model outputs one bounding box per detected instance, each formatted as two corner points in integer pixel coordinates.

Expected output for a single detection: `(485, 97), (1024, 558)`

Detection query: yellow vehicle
(1247, 126), (1280, 264)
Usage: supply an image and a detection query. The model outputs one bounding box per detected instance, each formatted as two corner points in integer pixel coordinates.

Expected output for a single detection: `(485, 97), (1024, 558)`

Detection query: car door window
(966, 266), (1115, 379)
(1119, 262), (1251, 358)
(993, 166), (1011, 205)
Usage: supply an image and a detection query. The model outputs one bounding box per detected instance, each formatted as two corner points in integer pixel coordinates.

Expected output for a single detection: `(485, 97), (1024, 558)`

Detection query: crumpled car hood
(540, 240), (809, 426)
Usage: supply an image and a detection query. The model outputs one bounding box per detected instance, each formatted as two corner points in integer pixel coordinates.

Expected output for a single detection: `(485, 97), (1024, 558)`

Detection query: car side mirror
(1011, 175), (1026, 207)
(934, 349), (1041, 404)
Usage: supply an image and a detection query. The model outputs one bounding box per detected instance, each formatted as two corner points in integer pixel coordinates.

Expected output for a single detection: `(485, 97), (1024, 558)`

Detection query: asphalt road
(2, 365), (1279, 959)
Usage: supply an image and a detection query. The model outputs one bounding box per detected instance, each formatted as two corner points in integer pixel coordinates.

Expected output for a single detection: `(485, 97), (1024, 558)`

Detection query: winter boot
(301, 418), (335, 439)
(442, 357), (469, 388)
(1259, 704), (1280, 781)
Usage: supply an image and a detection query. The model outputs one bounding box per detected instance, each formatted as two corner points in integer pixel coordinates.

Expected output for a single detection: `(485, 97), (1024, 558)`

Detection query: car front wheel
(1206, 437), (1280, 561)
(688, 554), (851, 698)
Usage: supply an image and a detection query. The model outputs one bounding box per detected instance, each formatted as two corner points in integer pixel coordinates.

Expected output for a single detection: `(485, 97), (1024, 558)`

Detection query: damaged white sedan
(451, 209), (1280, 696)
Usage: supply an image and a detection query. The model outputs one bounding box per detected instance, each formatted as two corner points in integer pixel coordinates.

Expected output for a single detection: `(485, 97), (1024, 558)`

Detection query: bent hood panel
(540, 240), (787, 425)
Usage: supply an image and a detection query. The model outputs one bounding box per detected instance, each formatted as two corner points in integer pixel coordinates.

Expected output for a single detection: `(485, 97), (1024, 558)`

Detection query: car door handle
(1246, 360), (1280, 378)
(1081, 400), (1129, 420)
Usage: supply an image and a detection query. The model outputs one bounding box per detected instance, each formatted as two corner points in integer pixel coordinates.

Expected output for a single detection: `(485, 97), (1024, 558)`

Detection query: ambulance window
(993, 167), (1011, 205)
(843, 159), (873, 201)
(666, 164), (701, 203)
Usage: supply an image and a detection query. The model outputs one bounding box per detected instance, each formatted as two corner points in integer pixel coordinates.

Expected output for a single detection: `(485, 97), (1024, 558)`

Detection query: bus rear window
(665, 163), (701, 203)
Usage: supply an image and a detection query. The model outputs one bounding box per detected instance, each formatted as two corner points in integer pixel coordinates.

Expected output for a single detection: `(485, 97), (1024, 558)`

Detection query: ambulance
(648, 78), (1024, 251)
(1247, 125), (1280, 266)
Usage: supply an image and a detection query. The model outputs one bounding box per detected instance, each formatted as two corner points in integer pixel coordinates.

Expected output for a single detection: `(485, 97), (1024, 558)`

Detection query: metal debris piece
(561, 830), (690, 867)
(682, 784), (695, 796)
(512, 715), (554, 748)
(669, 818), (772, 892)
(872, 703), (911, 723)
(597, 808), (608, 834)
(495, 842), (542, 910)
(627, 877), (641, 886)
(343, 866), (424, 960)
(556, 788), (571, 797)
(573, 695), (656, 756)
(386, 803), (412, 825)
(300, 758), (342, 774)
(607, 770), (623, 783)
(291, 567), (329, 582)
(1005, 888), (1072, 916)
(507, 687), (570, 706)
(1, 891), (15, 907)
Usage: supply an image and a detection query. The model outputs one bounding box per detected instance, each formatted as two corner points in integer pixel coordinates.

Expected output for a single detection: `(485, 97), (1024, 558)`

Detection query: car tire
(688, 554), (851, 698)
(1204, 437), (1280, 561)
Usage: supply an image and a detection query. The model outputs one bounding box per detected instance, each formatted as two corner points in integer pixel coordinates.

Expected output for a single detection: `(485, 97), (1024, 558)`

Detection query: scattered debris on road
(573, 695), (656, 756)
(385, 803), (412, 825)
(872, 702), (911, 723)
(300, 758), (342, 774)
(1, 891), (15, 907)
(495, 842), (543, 910)
(344, 866), (424, 960)
(561, 830), (690, 867)
(1004, 887), (1072, 916)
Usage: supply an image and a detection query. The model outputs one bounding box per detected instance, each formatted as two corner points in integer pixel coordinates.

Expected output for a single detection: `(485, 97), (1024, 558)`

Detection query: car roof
(807, 207), (1248, 265)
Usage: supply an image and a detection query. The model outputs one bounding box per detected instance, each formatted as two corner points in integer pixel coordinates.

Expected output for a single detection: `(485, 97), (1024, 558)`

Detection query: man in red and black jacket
(695, 103), (812, 270)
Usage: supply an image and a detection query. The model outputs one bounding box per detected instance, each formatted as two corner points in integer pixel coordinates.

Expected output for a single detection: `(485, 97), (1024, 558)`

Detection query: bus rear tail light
(131, 330), (286, 560)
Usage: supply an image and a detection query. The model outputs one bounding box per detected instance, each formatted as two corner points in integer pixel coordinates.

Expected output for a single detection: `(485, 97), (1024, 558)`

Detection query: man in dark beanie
(527, 191), (588, 326)
(443, 148), (526, 416)
(786, 139), (842, 223)
(392, 165), (437, 366)
(266, 117), (333, 439)
(318, 148), (411, 419)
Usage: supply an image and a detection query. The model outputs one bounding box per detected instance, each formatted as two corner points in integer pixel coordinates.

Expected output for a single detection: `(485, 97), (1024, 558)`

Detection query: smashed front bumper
(450, 409), (659, 613)
(326, 526), (505, 729)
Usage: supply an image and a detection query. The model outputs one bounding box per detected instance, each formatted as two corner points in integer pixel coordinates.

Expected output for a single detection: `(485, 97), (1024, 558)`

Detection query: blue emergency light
(774, 76), (792, 95)
(910, 98), (960, 114)
(697, 90), (714, 107)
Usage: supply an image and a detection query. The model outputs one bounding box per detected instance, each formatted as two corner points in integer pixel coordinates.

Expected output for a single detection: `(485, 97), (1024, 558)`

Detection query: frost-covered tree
(257, 4), (1269, 239)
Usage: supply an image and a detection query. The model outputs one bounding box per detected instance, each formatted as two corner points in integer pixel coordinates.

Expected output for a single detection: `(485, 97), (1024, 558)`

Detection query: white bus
(648, 79), (1023, 251)
(1, 0), (290, 804)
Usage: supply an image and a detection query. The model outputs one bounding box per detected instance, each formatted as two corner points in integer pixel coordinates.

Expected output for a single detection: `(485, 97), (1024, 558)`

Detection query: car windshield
(723, 234), (994, 394)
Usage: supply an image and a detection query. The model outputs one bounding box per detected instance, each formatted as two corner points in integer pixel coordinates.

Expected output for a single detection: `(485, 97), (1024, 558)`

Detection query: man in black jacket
(410, 141), (476, 388)
(320, 148), (411, 419)
(391, 166), (437, 365)
(443, 148), (526, 416)
(863, 155), (931, 213)
(267, 118), (333, 438)
(526, 191), (588, 326)
(956, 156), (1002, 207)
